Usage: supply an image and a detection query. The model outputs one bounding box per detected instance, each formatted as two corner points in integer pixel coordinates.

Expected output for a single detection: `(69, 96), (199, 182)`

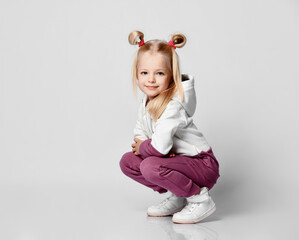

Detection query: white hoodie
(133, 74), (211, 157)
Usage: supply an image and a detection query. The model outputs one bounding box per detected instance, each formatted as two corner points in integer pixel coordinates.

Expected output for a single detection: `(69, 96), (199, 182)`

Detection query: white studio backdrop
(0, 0), (298, 222)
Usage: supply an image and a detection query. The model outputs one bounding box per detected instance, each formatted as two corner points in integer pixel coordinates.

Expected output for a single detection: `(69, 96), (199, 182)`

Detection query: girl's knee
(140, 156), (162, 181)
(119, 152), (135, 170)
(119, 151), (143, 173)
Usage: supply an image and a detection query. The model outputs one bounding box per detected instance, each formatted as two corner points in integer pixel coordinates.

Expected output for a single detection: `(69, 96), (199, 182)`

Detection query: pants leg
(119, 151), (167, 194)
(139, 148), (220, 198)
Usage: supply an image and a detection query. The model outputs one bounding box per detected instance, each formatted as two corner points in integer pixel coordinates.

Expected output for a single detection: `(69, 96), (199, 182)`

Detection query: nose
(148, 74), (156, 83)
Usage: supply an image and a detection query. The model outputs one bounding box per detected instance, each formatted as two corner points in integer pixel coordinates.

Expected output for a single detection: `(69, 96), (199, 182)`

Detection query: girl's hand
(132, 138), (145, 155)
(168, 150), (176, 158)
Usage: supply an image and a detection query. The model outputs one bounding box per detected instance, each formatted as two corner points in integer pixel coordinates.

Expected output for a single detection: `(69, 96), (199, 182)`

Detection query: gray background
(0, 0), (298, 239)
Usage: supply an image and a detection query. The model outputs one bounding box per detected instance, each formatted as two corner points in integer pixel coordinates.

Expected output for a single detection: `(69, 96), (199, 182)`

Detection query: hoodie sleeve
(139, 100), (187, 158)
(133, 102), (149, 140)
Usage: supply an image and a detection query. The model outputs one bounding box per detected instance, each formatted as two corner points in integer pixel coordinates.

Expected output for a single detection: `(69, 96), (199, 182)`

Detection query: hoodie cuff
(139, 139), (165, 158)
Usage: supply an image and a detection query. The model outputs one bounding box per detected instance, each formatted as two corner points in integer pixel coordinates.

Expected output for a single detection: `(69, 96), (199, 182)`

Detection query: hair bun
(170, 33), (186, 48)
(128, 31), (144, 46)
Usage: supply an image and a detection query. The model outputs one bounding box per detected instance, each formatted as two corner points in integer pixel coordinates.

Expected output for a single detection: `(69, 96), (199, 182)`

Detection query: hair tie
(168, 41), (176, 49)
(139, 39), (144, 47)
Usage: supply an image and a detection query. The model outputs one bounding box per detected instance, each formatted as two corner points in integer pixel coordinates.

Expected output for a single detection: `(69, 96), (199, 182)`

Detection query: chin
(144, 92), (157, 98)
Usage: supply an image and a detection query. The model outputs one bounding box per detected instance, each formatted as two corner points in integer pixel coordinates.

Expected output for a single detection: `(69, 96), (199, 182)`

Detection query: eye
(157, 72), (165, 76)
(140, 71), (147, 75)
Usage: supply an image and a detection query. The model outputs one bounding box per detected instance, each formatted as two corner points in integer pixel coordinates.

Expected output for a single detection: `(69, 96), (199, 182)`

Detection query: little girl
(120, 31), (220, 224)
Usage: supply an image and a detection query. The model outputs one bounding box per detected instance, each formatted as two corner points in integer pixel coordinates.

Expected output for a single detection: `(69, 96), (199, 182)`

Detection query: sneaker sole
(147, 205), (186, 217)
(172, 205), (216, 224)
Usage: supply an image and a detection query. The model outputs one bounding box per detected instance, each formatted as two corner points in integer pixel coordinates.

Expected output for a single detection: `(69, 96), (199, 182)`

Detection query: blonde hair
(128, 31), (187, 122)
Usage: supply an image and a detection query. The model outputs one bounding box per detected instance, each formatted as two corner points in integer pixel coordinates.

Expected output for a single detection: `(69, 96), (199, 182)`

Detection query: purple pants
(119, 148), (220, 198)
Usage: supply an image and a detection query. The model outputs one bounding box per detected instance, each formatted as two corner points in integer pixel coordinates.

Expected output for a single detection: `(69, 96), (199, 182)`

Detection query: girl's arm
(139, 101), (186, 158)
(139, 138), (165, 158)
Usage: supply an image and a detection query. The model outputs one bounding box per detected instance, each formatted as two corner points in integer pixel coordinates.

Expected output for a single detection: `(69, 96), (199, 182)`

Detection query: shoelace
(181, 202), (200, 213)
(158, 196), (173, 206)
(182, 195), (210, 213)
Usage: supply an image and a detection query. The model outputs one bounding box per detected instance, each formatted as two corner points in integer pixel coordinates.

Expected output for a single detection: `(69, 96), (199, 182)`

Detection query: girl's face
(137, 52), (172, 100)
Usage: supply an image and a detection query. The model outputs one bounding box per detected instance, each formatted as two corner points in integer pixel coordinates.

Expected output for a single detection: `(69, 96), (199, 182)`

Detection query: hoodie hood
(173, 74), (197, 117)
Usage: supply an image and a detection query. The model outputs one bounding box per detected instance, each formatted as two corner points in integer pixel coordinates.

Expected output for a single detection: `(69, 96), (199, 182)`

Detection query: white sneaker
(147, 192), (187, 217)
(172, 187), (216, 224)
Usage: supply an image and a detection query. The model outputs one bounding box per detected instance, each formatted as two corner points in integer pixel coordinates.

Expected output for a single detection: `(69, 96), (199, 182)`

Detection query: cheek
(137, 79), (145, 88)
(163, 77), (171, 87)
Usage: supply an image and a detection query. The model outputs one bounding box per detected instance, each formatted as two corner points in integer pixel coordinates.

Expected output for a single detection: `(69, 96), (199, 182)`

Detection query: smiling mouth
(146, 86), (158, 89)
